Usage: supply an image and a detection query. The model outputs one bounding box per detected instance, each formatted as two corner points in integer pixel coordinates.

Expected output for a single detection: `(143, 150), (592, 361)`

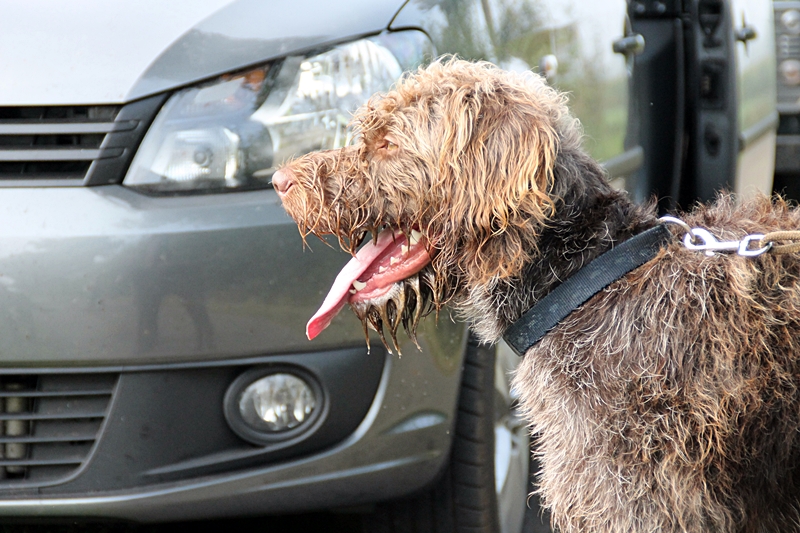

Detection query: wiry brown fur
(277, 59), (800, 532)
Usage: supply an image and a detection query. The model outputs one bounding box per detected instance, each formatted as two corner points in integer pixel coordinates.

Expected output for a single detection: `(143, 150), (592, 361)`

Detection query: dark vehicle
(774, 0), (800, 198)
(0, 0), (775, 531)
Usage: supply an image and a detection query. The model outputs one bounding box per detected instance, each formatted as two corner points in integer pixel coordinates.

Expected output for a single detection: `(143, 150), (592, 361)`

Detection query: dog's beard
(349, 270), (440, 355)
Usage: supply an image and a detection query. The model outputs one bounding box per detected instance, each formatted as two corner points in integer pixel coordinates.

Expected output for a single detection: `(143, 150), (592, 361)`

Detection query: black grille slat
(31, 419), (103, 440)
(0, 105), (123, 183)
(0, 412), (107, 421)
(0, 374), (116, 485)
(0, 134), (105, 148)
(0, 457), (85, 467)
(0, 106), (118, 120)
(0, 389), (113, 398)
(35, 395), (110, 418)
(37, 373), (117, 392)
(29, 442), (93, 463)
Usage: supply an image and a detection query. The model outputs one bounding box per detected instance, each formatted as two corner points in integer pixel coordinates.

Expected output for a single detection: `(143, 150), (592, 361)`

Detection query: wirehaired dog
(272, 59), (800, 532)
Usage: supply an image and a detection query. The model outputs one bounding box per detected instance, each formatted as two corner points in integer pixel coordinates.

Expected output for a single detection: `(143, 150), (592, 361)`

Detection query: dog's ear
(432, 70), (561, 284)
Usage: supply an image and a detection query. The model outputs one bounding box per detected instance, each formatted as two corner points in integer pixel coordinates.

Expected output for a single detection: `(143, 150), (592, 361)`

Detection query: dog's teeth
(353, 280), (367, 291)
(349, 289), (357, 294)
(409, 230), (423, 245)
(390, 257), (400, 265)
(379, 266), (387, 273)
(401, 245), (409, 254)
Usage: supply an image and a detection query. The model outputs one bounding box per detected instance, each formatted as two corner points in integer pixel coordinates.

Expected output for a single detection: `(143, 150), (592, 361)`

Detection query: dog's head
(274, 59), (569, 348)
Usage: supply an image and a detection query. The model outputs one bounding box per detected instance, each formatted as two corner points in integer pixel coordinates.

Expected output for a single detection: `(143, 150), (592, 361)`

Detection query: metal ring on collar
(658, 216), (698, 244)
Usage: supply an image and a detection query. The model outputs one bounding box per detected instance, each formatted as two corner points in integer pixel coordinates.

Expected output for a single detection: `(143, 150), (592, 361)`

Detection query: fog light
(239, 373), (316, 431)
(224, 367), (325, 445)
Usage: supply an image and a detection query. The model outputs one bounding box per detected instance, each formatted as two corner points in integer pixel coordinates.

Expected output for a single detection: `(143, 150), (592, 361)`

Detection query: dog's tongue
(307, 229), (430, 340)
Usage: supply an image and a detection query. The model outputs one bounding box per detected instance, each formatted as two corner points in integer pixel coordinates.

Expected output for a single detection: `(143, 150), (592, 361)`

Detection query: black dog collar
(503, 224), (673, 356)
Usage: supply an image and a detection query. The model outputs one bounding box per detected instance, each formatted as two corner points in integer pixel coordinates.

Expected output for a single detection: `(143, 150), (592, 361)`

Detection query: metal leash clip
(658, 216), (772, 257)
(683, 228), (771, 257)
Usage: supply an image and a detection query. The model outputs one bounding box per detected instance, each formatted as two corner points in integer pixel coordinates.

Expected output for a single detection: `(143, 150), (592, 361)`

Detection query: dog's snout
(272, 170), (293, 198)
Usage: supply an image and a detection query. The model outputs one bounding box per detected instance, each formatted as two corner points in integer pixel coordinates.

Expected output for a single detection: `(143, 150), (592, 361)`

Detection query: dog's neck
(460, 143), (657, 343)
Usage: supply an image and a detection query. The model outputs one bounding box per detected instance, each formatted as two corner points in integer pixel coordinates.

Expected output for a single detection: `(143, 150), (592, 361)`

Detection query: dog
(272, 59), (800, 533)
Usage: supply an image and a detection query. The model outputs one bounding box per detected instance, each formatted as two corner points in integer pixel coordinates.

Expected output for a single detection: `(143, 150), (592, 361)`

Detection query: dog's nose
(271, 170), (293, 198)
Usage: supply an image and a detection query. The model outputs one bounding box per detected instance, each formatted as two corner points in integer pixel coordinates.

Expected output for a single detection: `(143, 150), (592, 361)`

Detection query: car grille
(0, 373), (117, 486)
(0, 95), (166, 187)
(0, 106), (122, 183)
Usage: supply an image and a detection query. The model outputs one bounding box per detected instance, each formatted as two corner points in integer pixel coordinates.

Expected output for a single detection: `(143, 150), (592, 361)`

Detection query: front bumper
(0, 186), (467, 521)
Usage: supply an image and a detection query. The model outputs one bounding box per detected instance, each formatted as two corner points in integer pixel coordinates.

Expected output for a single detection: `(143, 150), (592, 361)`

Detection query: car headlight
(123, 31), (433, 194)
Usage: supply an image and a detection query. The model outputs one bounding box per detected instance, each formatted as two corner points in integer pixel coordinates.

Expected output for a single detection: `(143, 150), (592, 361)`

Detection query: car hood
(0, 0), (403, 106)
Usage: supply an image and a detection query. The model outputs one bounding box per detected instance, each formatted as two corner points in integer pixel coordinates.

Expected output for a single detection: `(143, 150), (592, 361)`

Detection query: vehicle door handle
(735, 24), (757, 42)
(613, 34), (645, 56)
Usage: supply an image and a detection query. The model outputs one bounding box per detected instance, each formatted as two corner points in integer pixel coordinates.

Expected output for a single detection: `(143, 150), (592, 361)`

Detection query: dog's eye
(376, 137), (398, 151)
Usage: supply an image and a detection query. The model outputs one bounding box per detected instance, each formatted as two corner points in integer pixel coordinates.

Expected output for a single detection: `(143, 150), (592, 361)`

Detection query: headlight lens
(123, 31), (432, 194)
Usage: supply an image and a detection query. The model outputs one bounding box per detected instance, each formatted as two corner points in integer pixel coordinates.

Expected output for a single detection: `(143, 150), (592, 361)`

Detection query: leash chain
(659, 216), (800, 257)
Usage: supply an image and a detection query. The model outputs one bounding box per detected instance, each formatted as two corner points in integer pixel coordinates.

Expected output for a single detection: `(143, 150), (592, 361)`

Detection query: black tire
(362, 337), (542, 533)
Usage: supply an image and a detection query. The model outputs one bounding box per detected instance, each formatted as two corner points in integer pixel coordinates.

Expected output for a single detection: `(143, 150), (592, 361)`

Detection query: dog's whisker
(353, 307), (372, 355)
(391, 289), (411, 355)
(385, 300), (403, 356)
(366, 306), (392, 355)
(390, 287), (404, 334)
(419, 270), (442, 318)
(354, 229), (367, 249)
(402, 275), (424, 351)
(297, 226), (312, 251)
(408, 274), (423, 331)
(376, 301), (396, 351)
